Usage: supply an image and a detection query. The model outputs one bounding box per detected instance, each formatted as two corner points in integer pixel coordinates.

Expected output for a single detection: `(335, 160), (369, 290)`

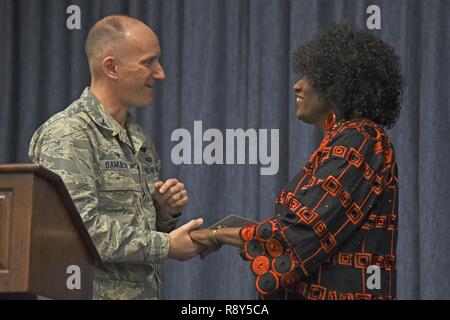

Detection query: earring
(324, 111), (337, 131)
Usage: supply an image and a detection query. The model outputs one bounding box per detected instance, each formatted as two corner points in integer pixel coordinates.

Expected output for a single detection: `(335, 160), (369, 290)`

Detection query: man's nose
(153, 62), (166, 81)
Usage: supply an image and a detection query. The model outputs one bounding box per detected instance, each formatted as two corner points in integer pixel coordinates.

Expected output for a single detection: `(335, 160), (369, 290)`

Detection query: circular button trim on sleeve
(265, 238), (284, 257)
(251, 255), (270, 276)
(272, 254), (295, 274)
(256, 271), (279, 295)
(240, 225), (255, 242)
(244, 239), (265, 259)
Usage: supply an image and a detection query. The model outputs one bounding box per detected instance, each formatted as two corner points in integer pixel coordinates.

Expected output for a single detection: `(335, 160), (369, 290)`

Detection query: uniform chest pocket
(97, 168), (141, 213)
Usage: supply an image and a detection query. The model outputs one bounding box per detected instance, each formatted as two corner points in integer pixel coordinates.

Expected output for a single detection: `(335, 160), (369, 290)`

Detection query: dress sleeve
(239, 126), (393, 297)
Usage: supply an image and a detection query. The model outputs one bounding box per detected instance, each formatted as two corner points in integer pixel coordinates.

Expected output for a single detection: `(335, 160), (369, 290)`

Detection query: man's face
(115, 25), (165, 108)
(293, 77), (329, 126)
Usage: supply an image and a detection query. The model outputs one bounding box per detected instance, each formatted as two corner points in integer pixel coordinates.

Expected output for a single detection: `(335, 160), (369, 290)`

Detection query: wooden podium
(0, 164), (100, 300)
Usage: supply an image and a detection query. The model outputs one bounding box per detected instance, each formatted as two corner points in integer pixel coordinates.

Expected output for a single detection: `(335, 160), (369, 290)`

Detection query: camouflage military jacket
(28, 88), (180, 300)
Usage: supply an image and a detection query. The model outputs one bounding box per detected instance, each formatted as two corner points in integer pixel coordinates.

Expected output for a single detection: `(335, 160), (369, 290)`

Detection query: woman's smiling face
(293, 77), (331, 129)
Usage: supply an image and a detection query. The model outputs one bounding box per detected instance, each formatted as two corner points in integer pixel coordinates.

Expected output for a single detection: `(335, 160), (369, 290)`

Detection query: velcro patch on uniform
(143, 166), (158, 175)
(100, 159), (130, 171)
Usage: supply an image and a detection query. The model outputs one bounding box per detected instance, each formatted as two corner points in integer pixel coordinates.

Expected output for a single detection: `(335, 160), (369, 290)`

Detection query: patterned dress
(240, 119), (398, 300)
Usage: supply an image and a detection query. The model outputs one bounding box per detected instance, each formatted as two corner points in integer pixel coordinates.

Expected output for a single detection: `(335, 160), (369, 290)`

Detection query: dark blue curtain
(1, 0), (449, 299)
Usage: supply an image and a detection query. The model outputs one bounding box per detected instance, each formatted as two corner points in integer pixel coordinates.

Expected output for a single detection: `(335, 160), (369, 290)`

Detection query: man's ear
(102, 56), (119, 80)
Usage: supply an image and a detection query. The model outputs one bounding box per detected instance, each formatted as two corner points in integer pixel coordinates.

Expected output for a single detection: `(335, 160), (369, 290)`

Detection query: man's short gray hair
(85, 15), (141, 77)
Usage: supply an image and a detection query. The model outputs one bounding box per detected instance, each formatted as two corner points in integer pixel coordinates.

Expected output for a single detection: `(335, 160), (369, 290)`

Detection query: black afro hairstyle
(293, 22), (404, 129)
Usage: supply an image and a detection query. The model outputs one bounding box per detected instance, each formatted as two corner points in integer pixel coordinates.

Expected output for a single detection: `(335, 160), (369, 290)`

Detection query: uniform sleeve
(155, 202), (181, 233)
(146, 138), (181, 233)
(29, 129), (171, 265)
(239, 128), (385, 295)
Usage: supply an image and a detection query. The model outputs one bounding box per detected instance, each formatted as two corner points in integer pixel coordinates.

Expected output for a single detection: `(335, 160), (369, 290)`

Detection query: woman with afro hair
(191, 22), (404, 300)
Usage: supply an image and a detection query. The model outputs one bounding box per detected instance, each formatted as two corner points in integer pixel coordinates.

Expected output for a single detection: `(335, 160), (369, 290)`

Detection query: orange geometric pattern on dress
(281, 272), (300, 291)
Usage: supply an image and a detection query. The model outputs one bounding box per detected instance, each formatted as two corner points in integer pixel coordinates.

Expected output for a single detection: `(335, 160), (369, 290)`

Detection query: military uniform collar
(80, 87), (146, 154)
(125, 114), (147, 154)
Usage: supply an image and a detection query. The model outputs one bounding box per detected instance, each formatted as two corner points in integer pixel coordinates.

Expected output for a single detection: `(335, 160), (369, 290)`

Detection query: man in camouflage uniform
(28, 15), (204, 300)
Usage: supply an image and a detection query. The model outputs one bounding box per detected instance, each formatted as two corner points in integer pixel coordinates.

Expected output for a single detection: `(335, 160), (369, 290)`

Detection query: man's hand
(154, 178), (189, 216)
(190, 229), (222, 259)
(168, 218), (205, 261)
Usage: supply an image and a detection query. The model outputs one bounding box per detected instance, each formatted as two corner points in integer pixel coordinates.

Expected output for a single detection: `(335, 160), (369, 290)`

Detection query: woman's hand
(189, 229), (222, 259)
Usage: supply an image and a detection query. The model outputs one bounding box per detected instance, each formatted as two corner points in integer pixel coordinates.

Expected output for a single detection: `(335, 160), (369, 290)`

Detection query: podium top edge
(0, 163), (102, 264)
(0, 164), (66, 185)
(0, 164), (50, 173)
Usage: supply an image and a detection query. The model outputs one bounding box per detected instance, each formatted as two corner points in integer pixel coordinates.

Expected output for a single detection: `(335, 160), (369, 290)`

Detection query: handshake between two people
(167, 217), (244, 261)
(152, 178), (244, 262)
